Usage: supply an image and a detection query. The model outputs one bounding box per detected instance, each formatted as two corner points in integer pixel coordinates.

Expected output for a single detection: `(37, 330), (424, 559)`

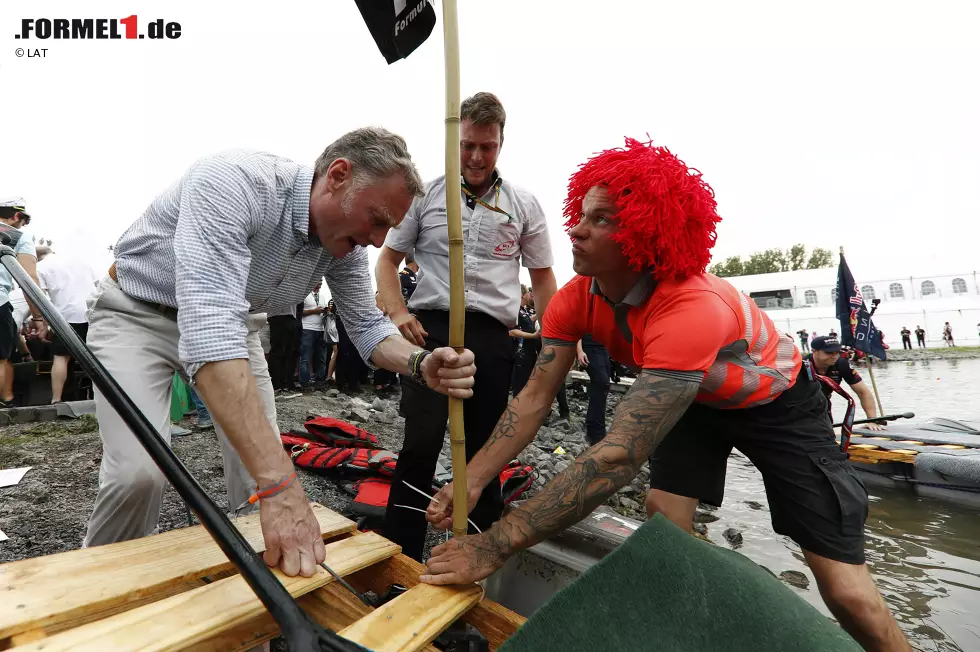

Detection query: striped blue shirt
(112, 149), (398, 379)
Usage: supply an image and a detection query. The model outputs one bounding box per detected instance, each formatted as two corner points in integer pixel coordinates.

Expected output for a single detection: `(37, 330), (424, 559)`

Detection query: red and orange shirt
(542, 274), (802, 409)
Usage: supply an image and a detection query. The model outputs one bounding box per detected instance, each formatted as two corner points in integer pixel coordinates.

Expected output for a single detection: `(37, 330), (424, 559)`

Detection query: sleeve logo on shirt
(492, 238), (517, 258)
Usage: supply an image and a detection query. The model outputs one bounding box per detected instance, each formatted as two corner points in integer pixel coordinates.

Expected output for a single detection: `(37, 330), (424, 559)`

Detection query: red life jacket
(303, 416), (380, 448)
(282, 431), (398, 477)
(344, 448), (398, 476)
(499, 461), (535, 504)
(291, 444), (353, 471)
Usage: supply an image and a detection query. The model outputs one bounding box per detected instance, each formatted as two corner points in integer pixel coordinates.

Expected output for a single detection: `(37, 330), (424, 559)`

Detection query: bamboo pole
(866, 356), (885, 416)
(440, 0), (468, 540)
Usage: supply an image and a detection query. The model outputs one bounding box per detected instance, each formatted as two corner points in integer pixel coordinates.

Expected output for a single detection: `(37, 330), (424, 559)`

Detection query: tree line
(709, 244), (834, 278)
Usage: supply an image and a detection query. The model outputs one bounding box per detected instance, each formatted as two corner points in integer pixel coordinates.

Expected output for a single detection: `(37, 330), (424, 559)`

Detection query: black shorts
(649, 375), (869, 565)
(0, 302), (17, 361)
(50, 322), (88, 357)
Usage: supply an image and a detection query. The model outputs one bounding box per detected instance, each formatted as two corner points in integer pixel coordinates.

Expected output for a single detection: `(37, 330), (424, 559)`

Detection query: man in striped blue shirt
(83, 127), (477, 579)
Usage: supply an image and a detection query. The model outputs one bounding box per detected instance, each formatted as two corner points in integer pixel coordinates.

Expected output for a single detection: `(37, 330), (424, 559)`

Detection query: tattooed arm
(501, 371), (698, 548)
(468, 338), (577, 488)
(422, 370), (700, 584)
(425, 338), (576, 531)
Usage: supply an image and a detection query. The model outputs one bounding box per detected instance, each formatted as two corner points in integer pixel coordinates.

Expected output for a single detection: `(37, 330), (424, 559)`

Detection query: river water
(709, 358), (980, 652)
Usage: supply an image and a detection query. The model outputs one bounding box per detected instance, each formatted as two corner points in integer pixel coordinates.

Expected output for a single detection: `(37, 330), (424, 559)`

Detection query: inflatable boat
(845, 418), (980, 508)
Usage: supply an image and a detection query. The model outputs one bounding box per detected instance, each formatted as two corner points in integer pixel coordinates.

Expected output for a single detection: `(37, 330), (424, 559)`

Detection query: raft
(0, 503), (522, 651)
(844, 418), (980, 508)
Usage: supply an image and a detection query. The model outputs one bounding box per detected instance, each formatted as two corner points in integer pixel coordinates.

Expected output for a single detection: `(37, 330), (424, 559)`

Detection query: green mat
(499, 514), (861, 652)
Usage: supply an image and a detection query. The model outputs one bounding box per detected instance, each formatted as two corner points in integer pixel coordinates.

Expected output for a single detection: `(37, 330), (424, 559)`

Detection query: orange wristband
(246, 471), (297, 506)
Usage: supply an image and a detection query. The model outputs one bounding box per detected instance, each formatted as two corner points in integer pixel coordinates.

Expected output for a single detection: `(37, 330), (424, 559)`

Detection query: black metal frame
(833, 412), (915, 428)
(0, 242), (367, 652)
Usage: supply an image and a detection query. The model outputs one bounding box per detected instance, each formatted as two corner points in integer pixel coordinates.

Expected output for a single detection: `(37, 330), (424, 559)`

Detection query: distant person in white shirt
(36, 247), (100, 402)
(1, 198), (49, 408)
(299, 281), (328, 387)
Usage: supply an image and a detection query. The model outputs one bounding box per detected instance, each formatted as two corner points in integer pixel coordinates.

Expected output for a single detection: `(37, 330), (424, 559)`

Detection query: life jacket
(302, 416), (380, 448)
(282, 431), (398, 477)
(282, 433), (354, 472)
(346, 461), (536, 531)
(343, 447), (399, 477)
(349, 478), (392, 532)
(499, 461), (535, 504)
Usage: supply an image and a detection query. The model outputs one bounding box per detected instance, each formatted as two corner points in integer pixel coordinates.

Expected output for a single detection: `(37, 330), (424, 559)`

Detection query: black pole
(833, 412), (915, 428)
(0, 244), (366, 652)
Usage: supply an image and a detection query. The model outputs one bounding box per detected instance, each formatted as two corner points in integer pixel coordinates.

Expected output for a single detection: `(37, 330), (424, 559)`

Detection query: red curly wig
(563, 137), (721, 281)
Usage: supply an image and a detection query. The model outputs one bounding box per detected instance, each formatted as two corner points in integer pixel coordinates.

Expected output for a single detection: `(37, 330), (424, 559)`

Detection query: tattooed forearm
(487, 371), (700, 554)
(470, 343), (577, 486)
(484, 402), (522, 449)
(484, 343), (575, 450)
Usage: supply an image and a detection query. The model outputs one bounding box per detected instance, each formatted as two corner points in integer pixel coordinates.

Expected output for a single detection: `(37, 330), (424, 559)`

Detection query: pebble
(349, 407), (371, 423)
(722, 528), (744, 549)
(620, 497), (641, 512)
(375, 409), (398, 425)
(693, 510), (720, 524)
(778, 570), (810, 590)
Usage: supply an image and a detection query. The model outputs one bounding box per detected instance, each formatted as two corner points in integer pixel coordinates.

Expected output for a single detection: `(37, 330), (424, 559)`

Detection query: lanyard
(461, 178), (515, 223)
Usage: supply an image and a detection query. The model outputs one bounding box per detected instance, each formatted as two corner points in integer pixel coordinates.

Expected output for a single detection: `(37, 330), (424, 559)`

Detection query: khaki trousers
(82, 277), (278, 547)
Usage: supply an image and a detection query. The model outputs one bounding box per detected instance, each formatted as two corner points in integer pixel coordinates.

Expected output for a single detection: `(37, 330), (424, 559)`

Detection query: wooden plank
(179, 582), (367, 652)
(347, 555), (524, 651)
(848, 449), (917, 464)
(8, 533), (399, 652)
(186, 583), (440, 652)
(895, 440), (925, 446)
(0, 503), (353, 639)
(340, 582), (482, 651)
(301, 585), (438, 652)
(7, 630), (45, 647)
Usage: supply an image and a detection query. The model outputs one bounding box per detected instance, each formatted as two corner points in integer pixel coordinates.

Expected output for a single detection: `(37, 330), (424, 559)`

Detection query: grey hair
(314, 127), (425, 199)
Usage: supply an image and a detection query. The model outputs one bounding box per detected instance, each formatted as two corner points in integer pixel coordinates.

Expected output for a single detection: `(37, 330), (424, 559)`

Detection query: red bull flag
(352, 0), (436, 64)
(835, 253), (887, 360)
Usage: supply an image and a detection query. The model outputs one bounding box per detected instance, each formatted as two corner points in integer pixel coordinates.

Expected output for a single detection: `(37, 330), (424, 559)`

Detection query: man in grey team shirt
(84, 127), (477, 579)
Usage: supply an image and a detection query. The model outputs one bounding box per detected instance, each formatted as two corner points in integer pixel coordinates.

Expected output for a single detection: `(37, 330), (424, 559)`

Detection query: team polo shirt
(542, 273), (802, 409)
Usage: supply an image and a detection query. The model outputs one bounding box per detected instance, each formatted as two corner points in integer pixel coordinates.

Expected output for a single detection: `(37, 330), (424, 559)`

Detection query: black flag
(353, 0), (436, 64)
(835, 253), (887, 360)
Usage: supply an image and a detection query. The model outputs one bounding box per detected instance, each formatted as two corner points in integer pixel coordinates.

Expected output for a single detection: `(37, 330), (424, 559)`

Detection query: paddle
(834, 412), (915, 428)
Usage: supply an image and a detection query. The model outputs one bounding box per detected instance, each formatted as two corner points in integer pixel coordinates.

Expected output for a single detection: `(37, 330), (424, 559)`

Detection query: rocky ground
(878, 345), (980, 362)
(0, 379), (666, 565)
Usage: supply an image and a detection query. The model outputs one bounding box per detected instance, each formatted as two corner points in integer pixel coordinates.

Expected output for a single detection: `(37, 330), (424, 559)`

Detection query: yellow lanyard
(461, 179), (514, 223)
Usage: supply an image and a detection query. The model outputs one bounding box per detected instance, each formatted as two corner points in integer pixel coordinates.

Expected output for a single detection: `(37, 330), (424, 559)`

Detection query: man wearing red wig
(421, 139), (909, 651)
